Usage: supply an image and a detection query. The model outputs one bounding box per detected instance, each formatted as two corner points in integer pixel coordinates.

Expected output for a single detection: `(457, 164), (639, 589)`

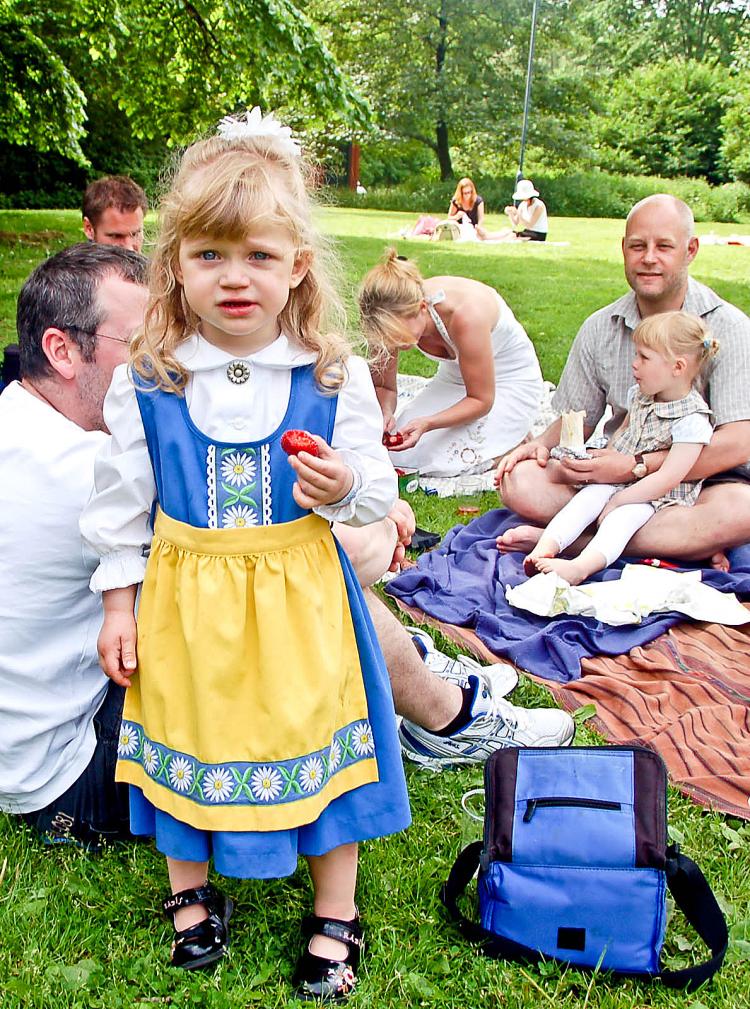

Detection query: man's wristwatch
(631, 453), (648, 480)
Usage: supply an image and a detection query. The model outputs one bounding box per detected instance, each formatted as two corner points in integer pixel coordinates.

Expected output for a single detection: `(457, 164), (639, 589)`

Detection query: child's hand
(599, 491), (626, 522)
(288, 436), (354, 509)
(386, 498), (416, 571)
(98, 604), (138, 687)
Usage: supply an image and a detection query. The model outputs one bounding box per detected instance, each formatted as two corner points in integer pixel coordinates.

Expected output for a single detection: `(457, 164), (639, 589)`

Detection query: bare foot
(710, 551), (731, 573)
(524, 542), (559, 577)
(497, 524), (545, 554)
(535, 556), (591, 586)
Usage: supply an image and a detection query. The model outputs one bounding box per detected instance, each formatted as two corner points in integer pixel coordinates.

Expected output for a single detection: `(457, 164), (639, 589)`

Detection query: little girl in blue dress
(80, 108), (410, 1000)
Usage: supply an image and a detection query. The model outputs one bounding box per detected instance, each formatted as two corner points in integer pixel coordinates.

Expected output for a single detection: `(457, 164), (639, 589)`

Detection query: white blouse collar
(174, 332), (317, 372)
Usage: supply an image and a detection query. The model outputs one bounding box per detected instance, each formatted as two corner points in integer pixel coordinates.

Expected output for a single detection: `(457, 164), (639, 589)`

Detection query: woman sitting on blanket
(503, 179), (548, 242)
(447, 177), (516, 242)
(523, 311), (720, 585)
(359, 249), (543, 478)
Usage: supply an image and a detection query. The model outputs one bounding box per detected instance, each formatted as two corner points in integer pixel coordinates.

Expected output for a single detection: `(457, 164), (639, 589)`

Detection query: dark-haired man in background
(82, 175), (148, 253)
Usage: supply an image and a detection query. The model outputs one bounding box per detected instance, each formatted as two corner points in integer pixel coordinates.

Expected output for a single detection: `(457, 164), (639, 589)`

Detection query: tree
(310, 0), (599, 181)
(593, 58), (729, 181)
(310, 0), (528, 180)
(720, 42), (750, 183)
(0, 0), (365, 162)
(580, 0), (750, 70)
(0, 1), (87, 162)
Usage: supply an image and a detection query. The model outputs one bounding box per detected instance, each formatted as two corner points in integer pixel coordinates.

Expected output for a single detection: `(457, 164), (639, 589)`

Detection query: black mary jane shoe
(292, 913), (364, 1002)
(162, 882), (233, 970)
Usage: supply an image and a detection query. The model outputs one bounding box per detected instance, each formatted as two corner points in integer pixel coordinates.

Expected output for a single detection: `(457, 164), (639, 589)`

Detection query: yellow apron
(116, 509), (378, 832)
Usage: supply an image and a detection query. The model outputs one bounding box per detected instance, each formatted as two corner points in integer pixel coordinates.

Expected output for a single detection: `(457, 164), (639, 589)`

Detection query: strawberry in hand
(382, 431), (404, 448)
(281, 430), (354, 509)
(280, 429), (320, 457)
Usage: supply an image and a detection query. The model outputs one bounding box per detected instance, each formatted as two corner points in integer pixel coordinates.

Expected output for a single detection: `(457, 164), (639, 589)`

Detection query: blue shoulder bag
(441, 746), (727, 989)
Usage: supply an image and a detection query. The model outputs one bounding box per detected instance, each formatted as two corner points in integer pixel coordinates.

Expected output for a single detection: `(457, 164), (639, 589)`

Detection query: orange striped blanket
(394, 600), (750, 820)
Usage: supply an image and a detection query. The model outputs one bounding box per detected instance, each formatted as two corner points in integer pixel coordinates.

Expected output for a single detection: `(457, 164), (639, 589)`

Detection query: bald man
(497, 194), (750, 566)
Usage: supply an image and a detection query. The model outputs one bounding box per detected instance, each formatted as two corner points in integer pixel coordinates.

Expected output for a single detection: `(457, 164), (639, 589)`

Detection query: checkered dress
(612, 388), (712, 509)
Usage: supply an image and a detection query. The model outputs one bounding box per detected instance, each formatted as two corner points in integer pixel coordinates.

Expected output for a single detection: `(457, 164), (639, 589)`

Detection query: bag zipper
(523, 796), (622, 823)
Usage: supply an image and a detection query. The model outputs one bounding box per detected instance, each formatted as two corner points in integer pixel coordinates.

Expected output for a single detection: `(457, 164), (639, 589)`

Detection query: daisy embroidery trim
(352, 722), (375, 756)
(220, 451), (256, 487)
(251, 765), (283, 803)
(142, 740), (158, 775)
(168, 756), (194, 793)
(222, 504), (258, 528)
(328, 738), (342, 772)
(117, 723), (138, 757)
(203, 767), (234, 803)
(299, 756), (325, 793)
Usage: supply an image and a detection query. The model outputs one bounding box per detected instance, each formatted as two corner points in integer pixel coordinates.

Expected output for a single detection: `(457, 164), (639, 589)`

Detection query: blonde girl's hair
(632, 311), (719, 373)
(452, 177), (478, 209)
(131, 127), (349, 394)
(358, 248), (425, 361)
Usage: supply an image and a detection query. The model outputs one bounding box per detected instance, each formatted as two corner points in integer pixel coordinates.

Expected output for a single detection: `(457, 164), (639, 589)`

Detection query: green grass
(1, 209), (749, 1006)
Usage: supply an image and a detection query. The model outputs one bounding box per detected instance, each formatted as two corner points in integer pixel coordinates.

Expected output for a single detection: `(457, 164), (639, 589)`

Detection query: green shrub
(326, 171), (750, 223)
(592, 60), (728, 183)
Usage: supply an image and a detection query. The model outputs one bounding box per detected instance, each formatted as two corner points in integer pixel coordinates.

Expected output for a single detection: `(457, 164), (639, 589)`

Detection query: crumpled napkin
(505, 564), (750, 627)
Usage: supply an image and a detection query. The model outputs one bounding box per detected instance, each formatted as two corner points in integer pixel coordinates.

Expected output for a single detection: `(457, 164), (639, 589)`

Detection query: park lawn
(1, 209), (749, 1007)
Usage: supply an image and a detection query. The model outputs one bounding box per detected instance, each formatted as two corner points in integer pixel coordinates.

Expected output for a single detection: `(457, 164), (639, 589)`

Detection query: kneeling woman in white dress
(359, 249), (543, 477)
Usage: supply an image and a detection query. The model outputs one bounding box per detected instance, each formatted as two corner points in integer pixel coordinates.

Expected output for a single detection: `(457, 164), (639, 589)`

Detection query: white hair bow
(216, 107), (301, 158)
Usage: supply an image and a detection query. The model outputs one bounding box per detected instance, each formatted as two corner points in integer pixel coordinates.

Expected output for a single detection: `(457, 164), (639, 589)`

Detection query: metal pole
(517, 0), (539, 187)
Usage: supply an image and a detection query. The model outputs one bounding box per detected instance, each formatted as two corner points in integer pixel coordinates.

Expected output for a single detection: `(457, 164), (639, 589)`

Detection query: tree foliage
(720, 41), (750, 183)
(580, 0), (750, 70)
(0, 0), (365, 163)
(3, 0), (750, 196)
(310, 0), (597, 181)
(0, 1), (87, 162)
(593, 58), (729, 181)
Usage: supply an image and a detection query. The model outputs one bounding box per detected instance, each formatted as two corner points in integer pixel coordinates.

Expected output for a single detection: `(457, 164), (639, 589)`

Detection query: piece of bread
(559, 410), (586, 452)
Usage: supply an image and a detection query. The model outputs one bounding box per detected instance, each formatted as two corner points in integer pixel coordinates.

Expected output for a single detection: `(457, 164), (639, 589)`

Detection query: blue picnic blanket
(385, 508), (750, 683)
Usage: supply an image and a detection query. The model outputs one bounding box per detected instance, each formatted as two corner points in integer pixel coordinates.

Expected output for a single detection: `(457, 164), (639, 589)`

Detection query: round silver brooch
(226, 360), (251, 385)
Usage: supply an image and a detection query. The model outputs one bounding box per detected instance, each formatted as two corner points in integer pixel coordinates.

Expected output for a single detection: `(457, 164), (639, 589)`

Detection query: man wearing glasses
(0, 243), (148, 846)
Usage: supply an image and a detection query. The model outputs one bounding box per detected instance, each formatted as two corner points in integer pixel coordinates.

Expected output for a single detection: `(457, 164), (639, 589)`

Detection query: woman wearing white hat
(504, 179), (548, 241)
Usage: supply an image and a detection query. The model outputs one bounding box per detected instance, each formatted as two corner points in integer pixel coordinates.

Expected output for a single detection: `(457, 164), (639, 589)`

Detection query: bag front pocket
(479, 862), (667, 974)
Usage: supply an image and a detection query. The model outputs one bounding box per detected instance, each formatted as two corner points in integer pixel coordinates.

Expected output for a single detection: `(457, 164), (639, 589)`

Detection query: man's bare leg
(497, 459), (577, 543)
(333, 516), (463, 730)
(499, 482), (750, 568)
(623, 483), (750, 564)
(497, 524), (546, 555)
(332, 514), (399, 589)
(364, 590), (462, 730)
(334, 512), (575, 750)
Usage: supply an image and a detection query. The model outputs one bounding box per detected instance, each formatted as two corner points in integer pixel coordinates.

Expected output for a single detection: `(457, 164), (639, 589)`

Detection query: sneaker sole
(399, 713), (576, 768)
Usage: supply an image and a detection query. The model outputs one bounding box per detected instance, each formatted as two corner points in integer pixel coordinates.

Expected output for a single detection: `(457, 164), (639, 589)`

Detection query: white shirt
(81, 333), (397, 590)
(0, 383), (109, 813)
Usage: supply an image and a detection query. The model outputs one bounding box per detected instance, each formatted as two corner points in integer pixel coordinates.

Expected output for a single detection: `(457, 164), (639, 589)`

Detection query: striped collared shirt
(552, 278), (750, 474)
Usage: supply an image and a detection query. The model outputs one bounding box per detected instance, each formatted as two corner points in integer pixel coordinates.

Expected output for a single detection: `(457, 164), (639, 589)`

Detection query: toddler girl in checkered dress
(525, 311), (719, 585)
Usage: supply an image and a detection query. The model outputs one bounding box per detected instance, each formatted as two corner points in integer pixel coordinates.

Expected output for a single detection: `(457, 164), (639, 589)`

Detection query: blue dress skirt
(116, 365), (411, 878)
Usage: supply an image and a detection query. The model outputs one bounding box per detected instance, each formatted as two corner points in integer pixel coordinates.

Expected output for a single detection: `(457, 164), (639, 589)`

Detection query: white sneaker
(407, 627), (518, 697)
(399, 671), (575, 770)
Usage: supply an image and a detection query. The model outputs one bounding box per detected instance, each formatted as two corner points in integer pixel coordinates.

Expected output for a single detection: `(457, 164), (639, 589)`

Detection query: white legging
(544, 484), (655, 568)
